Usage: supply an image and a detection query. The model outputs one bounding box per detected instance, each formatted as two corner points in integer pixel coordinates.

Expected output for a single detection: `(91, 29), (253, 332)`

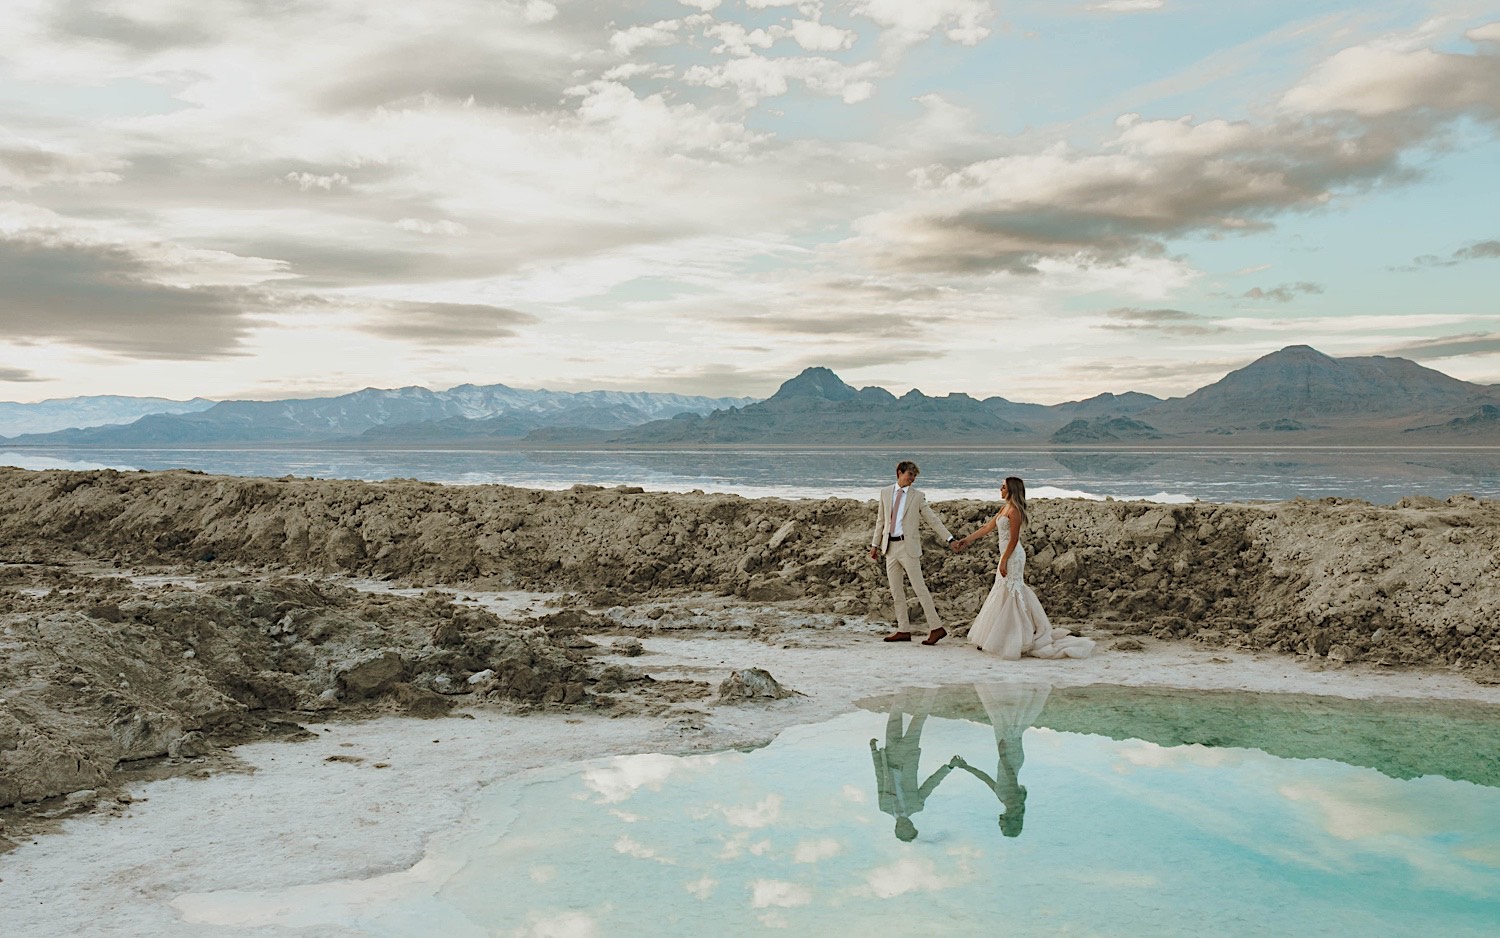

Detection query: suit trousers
(884, 539), (942, 631)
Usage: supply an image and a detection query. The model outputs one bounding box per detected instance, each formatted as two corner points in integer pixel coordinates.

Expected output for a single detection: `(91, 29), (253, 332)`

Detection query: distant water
(171, 683), (1500, 937)
(2, 446), (1498, 504)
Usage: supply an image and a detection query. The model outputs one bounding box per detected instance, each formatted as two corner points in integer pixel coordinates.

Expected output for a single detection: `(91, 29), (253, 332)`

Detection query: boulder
(336, 651), (406, 700)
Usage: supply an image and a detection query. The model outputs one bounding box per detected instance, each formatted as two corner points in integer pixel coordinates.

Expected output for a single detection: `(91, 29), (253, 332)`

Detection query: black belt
(887, 535), (904, 541)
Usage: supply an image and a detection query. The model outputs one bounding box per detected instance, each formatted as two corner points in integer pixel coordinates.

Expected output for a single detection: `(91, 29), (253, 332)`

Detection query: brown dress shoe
(921, 627), (948, 646)
(882, 631), (912, 642)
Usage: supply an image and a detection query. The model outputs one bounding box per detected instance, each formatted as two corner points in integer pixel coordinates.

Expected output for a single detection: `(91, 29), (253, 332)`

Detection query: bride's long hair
(1003, 476), (1029, 529)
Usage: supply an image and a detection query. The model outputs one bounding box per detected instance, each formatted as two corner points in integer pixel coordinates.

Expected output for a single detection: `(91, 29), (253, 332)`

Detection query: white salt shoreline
(4, 619), (1498, 938)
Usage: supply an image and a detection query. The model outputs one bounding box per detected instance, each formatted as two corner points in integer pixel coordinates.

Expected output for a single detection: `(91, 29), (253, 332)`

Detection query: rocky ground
(1, 467), (1497, 848)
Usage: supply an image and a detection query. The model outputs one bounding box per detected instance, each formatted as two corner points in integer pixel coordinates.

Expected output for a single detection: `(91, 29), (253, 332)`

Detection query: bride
(953, 477), (1094, 659)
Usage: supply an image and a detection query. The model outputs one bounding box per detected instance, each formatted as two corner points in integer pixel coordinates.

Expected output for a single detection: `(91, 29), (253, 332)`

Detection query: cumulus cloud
(851, 0), (993, 47)
(610, 19), (687, 57)
(683, 53), (879, 105)
(786, 19), (857, 53)
(851, 21), (1500, 277)
(1282, 26), (1500, 119)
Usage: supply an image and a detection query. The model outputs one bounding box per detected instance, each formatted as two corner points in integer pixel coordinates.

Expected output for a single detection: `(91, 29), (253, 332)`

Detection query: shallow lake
(5, 446), (1500, 503)
(173, 683), (1500, 936)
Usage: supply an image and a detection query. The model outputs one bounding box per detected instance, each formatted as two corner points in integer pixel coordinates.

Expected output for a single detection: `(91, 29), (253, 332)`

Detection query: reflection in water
(869, 688), (960, 841)
(960, 684), (1051, 837)
(168, 683), (1500, 936)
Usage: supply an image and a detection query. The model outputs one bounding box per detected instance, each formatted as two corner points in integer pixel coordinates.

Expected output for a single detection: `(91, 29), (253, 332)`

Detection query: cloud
(851, 0), (994, 47)
(0, 366), (45, 383)
(355, 301), (537, 345)
(1239, 281), (1323, 302)
(786, 19), (858, 53)
(0, 143), (122, 190)
(1087, 0), (1166, 11)
(0, 225), (284, 360)
(1281, 26), (1500, 119)
(312, 38), (574, 113)
(1455, 240), (1500, 260)
(1100, 307), (1226, 336)
(683, 53), (880, 105)
(610, 19), (689, 57)
(1400, 239), (1500, 269)
(851, 27), (1500, 275)
(725, 312), (916, 336)
(1379, 332), (1500, 361)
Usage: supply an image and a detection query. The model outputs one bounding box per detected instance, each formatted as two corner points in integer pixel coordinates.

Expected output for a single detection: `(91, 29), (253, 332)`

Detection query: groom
(869, 460), (958, 645)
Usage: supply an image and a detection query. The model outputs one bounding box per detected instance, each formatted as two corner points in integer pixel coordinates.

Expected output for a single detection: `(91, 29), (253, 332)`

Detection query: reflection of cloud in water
(722, 793), (782, 828)
(1114, 740), (1252, 771)
(749, 879), (813, 908)
(792, 838), (842, 863)
(859, 856), (950, 899)
(582, 752), (715, 804)
(1279, 775), (1500, 899)
(684, 875), (717, 899)
(614, 835), (673, 863)
(514, 911), (598, 938)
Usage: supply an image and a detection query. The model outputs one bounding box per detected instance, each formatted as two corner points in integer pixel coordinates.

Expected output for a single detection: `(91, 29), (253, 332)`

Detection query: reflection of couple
(870, 460), (1093, 659)
(869, 684), (1051, 841)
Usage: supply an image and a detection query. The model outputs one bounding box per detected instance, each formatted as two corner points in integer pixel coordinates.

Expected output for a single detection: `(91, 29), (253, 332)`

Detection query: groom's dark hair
(895, 460), (920, 476)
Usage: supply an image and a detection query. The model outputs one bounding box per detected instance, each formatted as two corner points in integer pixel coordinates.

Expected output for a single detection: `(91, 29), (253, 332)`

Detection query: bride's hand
(998, 559), (1008, 578)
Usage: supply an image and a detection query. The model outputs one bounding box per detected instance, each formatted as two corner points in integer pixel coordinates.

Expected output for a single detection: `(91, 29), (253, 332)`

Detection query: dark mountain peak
(1264, 344), (1335, 364)
(769, 367), (857, 402)
(899, 388), (929, 401)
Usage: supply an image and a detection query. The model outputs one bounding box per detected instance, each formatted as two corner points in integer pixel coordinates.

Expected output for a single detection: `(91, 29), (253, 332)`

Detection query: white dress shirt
(891, 485), (910, 538)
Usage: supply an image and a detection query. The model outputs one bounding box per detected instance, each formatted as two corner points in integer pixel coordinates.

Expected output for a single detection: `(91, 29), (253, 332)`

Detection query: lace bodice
(997, 514), (1025, 592)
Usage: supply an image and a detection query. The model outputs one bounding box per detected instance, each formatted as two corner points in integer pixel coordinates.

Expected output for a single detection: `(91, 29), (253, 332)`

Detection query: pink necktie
(889, 488), (904, 534)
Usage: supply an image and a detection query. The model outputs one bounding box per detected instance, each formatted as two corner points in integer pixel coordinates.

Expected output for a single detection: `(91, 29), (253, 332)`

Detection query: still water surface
(173, 683), (1500, 936)
(5, 446), (1500, 503)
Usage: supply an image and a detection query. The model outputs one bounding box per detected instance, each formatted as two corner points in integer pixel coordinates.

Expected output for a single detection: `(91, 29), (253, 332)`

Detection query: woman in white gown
(954, 477), (1094, 659)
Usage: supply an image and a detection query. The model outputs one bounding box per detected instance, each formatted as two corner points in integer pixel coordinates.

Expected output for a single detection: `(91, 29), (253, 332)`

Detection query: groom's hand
(868, 546), (879, 561)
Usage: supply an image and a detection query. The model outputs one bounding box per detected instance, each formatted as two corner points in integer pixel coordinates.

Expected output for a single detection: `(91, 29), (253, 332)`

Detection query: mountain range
(0, 395), (216, 437)
(2, 346), (1497, 447)
(609, 346), (1500, 444)
(0, 384), (754, 445)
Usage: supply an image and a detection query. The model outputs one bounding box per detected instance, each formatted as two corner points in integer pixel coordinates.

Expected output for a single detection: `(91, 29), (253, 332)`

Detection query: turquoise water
(173, 684), (1500, 936)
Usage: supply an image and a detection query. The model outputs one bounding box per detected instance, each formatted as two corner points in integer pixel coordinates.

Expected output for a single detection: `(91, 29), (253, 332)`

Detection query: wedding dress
(967, 515), (1094, 659)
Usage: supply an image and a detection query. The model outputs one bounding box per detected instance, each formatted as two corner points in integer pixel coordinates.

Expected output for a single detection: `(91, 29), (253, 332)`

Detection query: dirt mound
(0, 569), (650, 810)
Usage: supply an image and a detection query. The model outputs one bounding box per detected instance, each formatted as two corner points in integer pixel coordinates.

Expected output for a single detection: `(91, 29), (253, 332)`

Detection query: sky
(2, 0), (1499, 404)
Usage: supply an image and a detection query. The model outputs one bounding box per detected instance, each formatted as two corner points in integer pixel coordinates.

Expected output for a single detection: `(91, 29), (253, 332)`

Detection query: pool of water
(173, 684), (1500, 936)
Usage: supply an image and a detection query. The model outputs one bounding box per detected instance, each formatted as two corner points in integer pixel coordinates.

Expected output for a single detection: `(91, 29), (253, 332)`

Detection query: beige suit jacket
(871, 484), (953, 555)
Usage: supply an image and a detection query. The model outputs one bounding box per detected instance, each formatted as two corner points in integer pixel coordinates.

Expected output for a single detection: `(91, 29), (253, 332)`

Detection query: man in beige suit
(869, 460), (958, 645)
